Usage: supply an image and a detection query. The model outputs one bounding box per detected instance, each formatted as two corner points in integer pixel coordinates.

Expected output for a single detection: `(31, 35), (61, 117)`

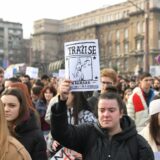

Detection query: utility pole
(144, 0), (150, 72)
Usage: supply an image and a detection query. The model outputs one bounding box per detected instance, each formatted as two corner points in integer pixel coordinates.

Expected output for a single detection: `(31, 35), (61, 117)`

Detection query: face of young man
(1, 95), (20, 122)
(140, 76), (153, 92)
(100, 76), (114, 94)
(98, 98), (123, 133)
(153, 79), (160, 90)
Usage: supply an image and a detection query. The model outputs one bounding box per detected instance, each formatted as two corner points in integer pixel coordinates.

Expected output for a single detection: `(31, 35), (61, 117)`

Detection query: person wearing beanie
(149, 99), (160, 116)
(139, 97), (160, 153)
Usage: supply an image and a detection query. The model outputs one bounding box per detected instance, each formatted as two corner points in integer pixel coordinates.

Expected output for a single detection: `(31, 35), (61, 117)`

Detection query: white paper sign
(26, 67), (39, 79)
(150, 65), (160, 76)
(64, 39), (100, 91)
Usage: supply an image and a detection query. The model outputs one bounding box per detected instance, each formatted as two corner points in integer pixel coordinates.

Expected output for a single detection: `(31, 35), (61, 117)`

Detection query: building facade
(32, 0), (160, 75)
(0, 19), (23, 67)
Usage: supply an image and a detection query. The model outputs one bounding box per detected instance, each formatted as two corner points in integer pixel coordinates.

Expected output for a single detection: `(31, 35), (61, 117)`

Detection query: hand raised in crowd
(52, 140), (60, 151)
(59, 79), (72, 101)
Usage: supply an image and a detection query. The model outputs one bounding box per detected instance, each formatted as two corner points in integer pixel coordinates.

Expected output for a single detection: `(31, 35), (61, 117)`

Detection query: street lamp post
(144, 0), (150, 72)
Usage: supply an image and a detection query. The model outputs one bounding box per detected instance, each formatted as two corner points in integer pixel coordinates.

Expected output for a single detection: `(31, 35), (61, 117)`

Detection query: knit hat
(149, 99), (160, 116)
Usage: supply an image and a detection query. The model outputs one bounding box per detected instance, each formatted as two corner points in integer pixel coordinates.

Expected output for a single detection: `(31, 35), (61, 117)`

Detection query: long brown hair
(9, 82), (35, 110)
(0, 99), (9, 160)
(70, 92), (91, 125)
(1, 88), (30, 136)
(149, 113), (160, 145)
(40, 85), (57, 103)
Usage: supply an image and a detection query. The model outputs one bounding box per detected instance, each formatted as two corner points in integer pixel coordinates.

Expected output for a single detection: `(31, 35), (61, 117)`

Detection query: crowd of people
(0, 66), (160, 160)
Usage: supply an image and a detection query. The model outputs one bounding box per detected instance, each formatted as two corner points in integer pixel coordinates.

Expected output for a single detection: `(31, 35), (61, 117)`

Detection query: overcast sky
(0, 0), (126, 38)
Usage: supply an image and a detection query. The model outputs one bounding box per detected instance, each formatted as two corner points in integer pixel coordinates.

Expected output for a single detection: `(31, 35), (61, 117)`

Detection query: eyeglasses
(101, 81), (113, 85)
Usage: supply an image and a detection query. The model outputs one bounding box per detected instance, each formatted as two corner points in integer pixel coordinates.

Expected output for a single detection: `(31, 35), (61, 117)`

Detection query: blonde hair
(101, 68), (117, 83)
(0, 99), (9, 160)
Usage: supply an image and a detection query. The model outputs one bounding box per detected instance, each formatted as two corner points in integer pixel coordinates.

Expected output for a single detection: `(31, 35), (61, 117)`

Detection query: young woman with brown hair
(1, 88), (47, 160)
(35, 85), (57, 136)
(0, 98), (31, 160)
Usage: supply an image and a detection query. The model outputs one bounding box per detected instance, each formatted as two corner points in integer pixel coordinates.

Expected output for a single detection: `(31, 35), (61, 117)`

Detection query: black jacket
(15, 111), (47, 160)
(51, 98), (154, 160)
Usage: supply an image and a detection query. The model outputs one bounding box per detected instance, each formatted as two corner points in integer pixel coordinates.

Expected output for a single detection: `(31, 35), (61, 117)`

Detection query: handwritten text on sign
(65, 40), (100, 92)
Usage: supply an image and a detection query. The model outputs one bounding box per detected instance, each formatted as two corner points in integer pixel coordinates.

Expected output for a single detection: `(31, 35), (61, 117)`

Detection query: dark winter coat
(51, 99), (154, 160)
(35, 99), (50, 131)
(15, 111), (48, 160)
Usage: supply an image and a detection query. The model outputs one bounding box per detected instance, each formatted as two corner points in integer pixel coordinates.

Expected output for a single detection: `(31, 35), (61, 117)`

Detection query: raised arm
(50, 79), (90, 154)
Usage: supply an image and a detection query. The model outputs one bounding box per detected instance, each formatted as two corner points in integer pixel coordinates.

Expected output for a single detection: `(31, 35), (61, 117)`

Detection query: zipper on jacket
(106, 138), (112, 160)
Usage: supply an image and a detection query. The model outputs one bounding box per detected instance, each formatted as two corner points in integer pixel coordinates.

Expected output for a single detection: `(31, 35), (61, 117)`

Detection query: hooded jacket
(15, 111), (47, 160)
(51, 98), (154, 160)
(4, 136), (31, 160)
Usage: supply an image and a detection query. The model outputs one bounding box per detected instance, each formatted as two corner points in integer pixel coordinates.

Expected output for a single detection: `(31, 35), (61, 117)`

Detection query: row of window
(107, 56), (143, 72)
(107, 43), (129, 56)
(106, 38), (144, 55)
(107, 24), (145, 42)
(8, 29), (22, 35)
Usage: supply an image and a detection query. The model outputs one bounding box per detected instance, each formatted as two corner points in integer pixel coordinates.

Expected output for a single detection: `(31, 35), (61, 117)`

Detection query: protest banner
(26, 66), (39, 79)
(64, 39), (100, 91)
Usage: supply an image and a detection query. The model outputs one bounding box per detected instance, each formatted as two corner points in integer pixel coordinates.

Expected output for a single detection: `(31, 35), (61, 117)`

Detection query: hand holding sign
(52, 140), (60, 151)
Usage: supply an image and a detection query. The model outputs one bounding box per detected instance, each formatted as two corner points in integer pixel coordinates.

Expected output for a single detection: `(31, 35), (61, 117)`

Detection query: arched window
(137, 22), (141, 34)
(116, 30), (120, 40)
(116, 44), (120, 56)
(124, 28), (128, 39)
(124, 43), (129, 54)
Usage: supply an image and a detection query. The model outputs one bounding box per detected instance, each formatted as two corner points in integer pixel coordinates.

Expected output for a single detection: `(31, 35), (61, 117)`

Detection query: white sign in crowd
(4, 66), (39, 79)
(64, 39), (100, 92)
